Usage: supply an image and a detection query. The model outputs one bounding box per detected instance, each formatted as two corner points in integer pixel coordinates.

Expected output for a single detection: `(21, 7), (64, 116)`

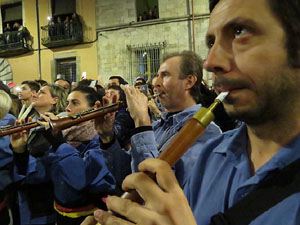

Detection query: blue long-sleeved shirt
(0, 114), (15, 190)
(14, 135), (115, 224)
(185, 124), (300, 225)
(130, 104), (222, 187)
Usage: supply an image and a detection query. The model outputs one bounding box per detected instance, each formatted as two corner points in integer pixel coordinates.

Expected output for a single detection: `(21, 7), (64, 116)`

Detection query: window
(1, 2), (22, 32)
(127, 42), (166, 83)
(51, 0), (76, 24)
(51, 0), (76, 16)
(136, 0), (159, 22)
(56, 57), (76, 82)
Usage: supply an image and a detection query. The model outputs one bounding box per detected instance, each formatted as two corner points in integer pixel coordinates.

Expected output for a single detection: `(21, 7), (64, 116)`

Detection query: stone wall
(96, 0), (212, 85)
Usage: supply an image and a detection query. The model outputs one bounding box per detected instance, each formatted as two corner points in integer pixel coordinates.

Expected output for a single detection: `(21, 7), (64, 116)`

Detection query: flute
(118, 91), (229, 204)
(148, 93), (160, 100)
(0, 102), (126, 137)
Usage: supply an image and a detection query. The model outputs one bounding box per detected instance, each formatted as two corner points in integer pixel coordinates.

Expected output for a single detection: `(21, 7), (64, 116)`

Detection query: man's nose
(203, 41), (232, 75)
(153, 76), (162, 88)
(65, 104), (71, 112)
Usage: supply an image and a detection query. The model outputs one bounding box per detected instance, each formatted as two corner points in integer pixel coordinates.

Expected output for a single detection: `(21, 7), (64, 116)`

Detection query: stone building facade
(96, 0), (212, 85)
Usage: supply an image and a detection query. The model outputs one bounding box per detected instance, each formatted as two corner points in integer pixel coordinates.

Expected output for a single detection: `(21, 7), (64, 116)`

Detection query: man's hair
(135, 77), (146, 85)
(109, 76), (128, 85)
(77, 79), (93, 87)
(107, 85), (126, 103)
(162, 50), (203, 103)
(45, 84), (68, 114)
(71, 86), (102, 107)
(21, 80), (40, 92)
(34, 79), (48, 87)
(209, 0), (300, 68)
(0, 90), (12, 120)
(55, 78), (71, 86)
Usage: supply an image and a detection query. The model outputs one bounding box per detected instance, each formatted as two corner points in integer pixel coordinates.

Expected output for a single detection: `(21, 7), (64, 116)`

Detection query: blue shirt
(14, 135), (115, 224)
(0, 113), (16, 126)
(131, 104), (222, 187)
(185, 124), (300, 225)
(0, 114), (15, 190)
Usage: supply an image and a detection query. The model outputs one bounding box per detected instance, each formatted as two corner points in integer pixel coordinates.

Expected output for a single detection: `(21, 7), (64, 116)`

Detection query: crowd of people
(1, 0), (300, 224)
(0, 22), (30, 45)
(46, 13), (82, 41)
(137, 5), (159, 22)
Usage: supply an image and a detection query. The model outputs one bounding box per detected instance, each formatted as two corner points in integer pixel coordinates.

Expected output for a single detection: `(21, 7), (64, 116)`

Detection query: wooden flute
(0, 101), (126, 137)
(116, 91), (229, 206)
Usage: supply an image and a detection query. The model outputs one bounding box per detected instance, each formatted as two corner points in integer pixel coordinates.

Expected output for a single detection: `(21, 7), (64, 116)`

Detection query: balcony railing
(0, 28), (32, 57)
(41, 22), (83, 48)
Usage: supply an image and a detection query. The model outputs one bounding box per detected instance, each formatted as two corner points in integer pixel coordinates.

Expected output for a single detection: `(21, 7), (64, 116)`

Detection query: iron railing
(41, 22), (83, 48)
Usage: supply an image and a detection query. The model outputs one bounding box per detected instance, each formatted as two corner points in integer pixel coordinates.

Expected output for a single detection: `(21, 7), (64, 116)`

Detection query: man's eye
(206, 37), (215, 49)
(234, 26), (247, 38)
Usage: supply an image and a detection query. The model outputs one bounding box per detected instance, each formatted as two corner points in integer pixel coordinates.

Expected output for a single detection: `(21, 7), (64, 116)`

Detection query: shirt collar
(213, 123), (248, 155)
(160, 104), (202, 124)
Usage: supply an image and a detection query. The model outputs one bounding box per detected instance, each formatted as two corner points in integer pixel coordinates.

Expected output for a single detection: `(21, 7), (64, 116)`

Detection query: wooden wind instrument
(0, 102), (126, 137)
(116, 92), (229, 206)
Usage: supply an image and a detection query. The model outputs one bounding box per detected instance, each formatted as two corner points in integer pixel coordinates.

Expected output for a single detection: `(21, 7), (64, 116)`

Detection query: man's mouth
(214, 77), (251, 94)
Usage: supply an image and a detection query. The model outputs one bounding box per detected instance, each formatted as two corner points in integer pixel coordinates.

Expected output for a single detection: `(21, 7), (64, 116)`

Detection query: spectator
(153, 5), (159, 19)
(108, 76), (128, 86)
(64, 16), (70, 38)
(55, 78), (72, 93)
(17, 80), (40, 121)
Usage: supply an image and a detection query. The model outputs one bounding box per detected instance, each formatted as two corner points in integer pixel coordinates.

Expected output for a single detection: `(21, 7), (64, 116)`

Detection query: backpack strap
(210, 157), (300, 225)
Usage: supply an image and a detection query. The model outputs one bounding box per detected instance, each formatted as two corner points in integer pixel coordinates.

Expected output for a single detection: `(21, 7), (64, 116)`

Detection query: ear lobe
(185, 75), (197, 90)
(51, 96), (59, 105)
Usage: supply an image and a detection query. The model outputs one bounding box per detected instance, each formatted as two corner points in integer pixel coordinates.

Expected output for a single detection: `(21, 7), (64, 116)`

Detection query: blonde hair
(45, 84), (68, 115)
(0, 90), (12, 120)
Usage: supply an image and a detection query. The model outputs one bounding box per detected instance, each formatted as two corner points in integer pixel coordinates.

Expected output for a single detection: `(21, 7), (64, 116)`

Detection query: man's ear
(185, 75), (197, 90)
(51, 96), (59, 105)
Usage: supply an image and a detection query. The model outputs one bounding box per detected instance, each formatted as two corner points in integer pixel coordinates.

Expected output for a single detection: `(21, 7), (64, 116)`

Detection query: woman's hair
(71, 86), (102, 107)
(0, 90), (12, 120)
(45, 84), (68, 114)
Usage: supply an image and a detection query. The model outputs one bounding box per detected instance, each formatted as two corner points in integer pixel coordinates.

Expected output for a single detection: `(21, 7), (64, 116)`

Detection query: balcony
(0, 29), (32, 58)
(41, 22), (83, 48)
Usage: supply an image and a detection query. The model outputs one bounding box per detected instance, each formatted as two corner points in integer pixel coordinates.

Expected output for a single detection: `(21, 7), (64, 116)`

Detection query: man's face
(105, 88), (120, 101)
(151, 77), (158, 94)
(18, 84), (34, 101)
(66, 91), (92, 116)
(154, 56), (191, 112)
(55, 80), (70, 93)
(32, 86), (57, 110)
(204, 0), (300, 124)
(109, 78), (120, 86)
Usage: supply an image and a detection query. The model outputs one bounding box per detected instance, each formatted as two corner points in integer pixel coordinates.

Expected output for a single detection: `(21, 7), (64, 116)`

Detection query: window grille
(127, 42), (166, 84)
(56, 57), (76, 82)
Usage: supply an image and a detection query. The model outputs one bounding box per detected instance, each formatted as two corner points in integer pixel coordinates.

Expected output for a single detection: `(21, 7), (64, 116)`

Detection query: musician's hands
(38, 112), (58, 130)
(121, 85), (151, 127)
(93, 159), (197, 225)
(148, 98), (161, 116)
(80, 215), (98, 225)
(10, 118), (31, 153)
(94, 96), (117, 144)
